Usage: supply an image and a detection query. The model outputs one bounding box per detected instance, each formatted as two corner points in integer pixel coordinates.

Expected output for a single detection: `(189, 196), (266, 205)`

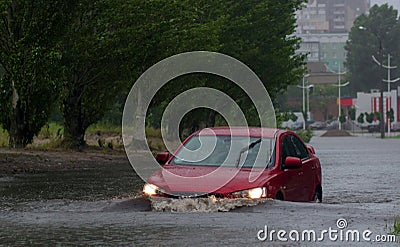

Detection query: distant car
(368, 123), (388, 133)
(326, 120), (339, 130)
(291, 122), (303, 130)
(391, 122), (400, 132)
(309, 121), (326, 130)
(367, 123), (379, 133)
(305, 120), (315, 129)
(143, 127), (323, 202)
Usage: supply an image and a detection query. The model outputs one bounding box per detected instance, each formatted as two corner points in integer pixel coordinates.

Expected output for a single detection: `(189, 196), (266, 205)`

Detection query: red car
(143, 127), (322, 202)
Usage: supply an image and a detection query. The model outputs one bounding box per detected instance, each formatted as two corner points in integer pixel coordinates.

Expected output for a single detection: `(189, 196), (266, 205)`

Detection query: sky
(370, 0), (400, 12)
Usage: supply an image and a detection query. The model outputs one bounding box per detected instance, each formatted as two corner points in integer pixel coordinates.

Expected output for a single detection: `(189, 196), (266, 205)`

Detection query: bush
(0, 127), (8, 147)
(296, 129), (313, 143)
(392, 220), (400, 235)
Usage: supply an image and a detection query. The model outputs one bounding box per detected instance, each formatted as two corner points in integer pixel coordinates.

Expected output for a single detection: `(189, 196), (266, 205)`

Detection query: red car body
(145, 127), (322, 202)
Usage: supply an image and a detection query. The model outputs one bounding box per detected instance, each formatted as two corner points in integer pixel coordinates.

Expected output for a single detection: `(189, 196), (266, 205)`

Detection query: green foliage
(339, 109), (346, 124)
(0, 127), (8, 147)
(219, 0), (306, 101)
(38, 123), (64, 139)
(146, 0), (307, 133)
(277, 111), (298, 128)
(365, 112), (374, 124)
(391, 220), (400, 235)
(387, 108), (394, 123)
(1, 0), (307, 148)
(0, 0), (77, 147)
(346, 4), (400, 95)
(357, 113), (365, 124)
(374, 111), (380, 120)
(87, 123), (121, 134)
(348, 108), (356, 121)
(145, 127), (162, 138)
(296, 129), (313, 143)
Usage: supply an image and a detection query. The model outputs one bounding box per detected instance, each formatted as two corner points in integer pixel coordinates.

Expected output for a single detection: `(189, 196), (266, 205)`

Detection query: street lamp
(359, 25), (385, 138)
(325, 63), (348, 130)
(336, 81), (350, 130)
(297, 77), (313, 130)
(373, 54), (400, 135)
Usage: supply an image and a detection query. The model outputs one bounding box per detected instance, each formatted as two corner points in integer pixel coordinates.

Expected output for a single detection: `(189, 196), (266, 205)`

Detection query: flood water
(1, 136), (399, 246)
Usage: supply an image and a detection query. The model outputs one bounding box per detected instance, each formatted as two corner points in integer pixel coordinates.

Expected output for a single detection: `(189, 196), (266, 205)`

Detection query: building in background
(355, 88), (400, 123)
(296, 0), (370, 71)
(297, 33), (348, 71)
(296, 0), (370, 34)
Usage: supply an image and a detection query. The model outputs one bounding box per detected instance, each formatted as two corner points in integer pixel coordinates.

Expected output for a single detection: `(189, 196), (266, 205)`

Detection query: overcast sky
(370, 0), (400, 11)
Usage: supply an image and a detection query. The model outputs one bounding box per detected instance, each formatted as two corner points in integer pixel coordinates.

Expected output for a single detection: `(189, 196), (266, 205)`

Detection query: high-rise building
(296, 0), (370, 34)
(296, 0), (370, 72)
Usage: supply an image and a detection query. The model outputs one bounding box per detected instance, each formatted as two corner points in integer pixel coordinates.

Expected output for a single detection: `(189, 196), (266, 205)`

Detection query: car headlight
(143, 183), (159, 196)
(231, 187), (267, 199)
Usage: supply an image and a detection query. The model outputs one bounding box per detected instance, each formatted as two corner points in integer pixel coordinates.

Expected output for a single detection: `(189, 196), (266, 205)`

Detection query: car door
(290, 135), (314, 201)
(279, 135), (305, 202)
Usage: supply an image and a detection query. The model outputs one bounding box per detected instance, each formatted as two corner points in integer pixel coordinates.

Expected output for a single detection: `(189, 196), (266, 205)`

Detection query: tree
(145, 0), (307, 136)
(365, 112), (374, 124)
(357, 113), (365, 125)
(61, 0), (224, 148)
(339, 109), (346, 125)
(346, 4), (400, 95)
(59, 0), (132, 148)
(387, 108), (394, 123)
(374, 111), (380, 121)
(357, 113), (365, 134)
(349, 108), (356, 122)
(0, 0), (77, 147)
(220, 0), (306, 101)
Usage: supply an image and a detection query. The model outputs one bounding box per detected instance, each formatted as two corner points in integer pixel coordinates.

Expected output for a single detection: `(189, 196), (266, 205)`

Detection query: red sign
(337, 98), (354, 106)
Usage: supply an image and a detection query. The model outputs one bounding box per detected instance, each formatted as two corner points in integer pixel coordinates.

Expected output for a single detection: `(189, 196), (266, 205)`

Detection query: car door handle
(298, 172), (304, 176)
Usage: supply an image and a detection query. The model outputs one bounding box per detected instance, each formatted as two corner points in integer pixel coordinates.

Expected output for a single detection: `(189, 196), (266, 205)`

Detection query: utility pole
(325, 63), (348, 130)
(359, 25), (385, 138)
(374, 54), (400, 136)
(298, 74), (310, 130)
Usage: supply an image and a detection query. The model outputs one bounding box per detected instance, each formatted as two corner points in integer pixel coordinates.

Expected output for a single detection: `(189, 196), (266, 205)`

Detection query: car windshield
(170, 135), (275, 168)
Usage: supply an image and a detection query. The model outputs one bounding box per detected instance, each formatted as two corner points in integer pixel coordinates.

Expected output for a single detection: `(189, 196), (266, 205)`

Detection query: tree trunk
(62, 120), (87, 150)
(62, 92), (87, 150)
(8, 81), (33, 148)
(131, 87), (147, 150)
(206, 110), (216, 127)
(8, 105), (33, 148)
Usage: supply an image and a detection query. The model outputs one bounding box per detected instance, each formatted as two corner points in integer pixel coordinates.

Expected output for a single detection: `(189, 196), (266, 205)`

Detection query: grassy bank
(392, 221), (400, 235)
(0, 127), (7, 147)
(0, 123), (167, 151)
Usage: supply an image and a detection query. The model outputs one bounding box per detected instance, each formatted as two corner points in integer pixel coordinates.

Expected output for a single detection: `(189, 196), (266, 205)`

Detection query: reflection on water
(0, 163), (143, 203)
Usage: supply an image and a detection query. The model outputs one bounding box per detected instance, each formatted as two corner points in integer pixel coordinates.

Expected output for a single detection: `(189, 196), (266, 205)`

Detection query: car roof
(196, 126), (280, 138)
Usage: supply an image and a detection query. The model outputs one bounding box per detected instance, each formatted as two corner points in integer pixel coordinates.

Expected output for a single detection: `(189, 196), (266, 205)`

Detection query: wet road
(0, 136), (399, 246)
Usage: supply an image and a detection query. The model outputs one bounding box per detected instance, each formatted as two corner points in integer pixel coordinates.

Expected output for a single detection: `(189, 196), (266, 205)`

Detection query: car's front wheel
(313, 186), (322, 203)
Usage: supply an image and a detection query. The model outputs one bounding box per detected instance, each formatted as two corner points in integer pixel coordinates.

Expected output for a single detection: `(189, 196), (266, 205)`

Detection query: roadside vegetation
(0, 0), (306, 150)
(391, 220), (400, 236)
(296, 129), (313, 143)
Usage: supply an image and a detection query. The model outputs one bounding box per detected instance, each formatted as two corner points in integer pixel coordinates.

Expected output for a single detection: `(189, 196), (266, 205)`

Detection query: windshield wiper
(235, 139), (261, 167)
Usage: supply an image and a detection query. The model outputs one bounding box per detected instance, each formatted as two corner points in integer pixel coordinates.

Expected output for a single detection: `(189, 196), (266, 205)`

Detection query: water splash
(150, 196), (271, 212)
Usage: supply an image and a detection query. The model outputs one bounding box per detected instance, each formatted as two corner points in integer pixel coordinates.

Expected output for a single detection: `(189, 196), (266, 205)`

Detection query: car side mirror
(155, 152), (170, 165)
(307, 145), (315, 155)
(283, 157), (302, 169)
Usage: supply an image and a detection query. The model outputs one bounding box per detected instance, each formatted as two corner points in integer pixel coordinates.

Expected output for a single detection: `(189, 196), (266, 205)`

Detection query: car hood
(147, 164), (272, 195)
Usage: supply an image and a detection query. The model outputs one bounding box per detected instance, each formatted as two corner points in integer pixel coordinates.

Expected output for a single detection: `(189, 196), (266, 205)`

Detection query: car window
(170, 135), (275, 168)
(290, 135), (309, 160)
(281, 136), (297, 164)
